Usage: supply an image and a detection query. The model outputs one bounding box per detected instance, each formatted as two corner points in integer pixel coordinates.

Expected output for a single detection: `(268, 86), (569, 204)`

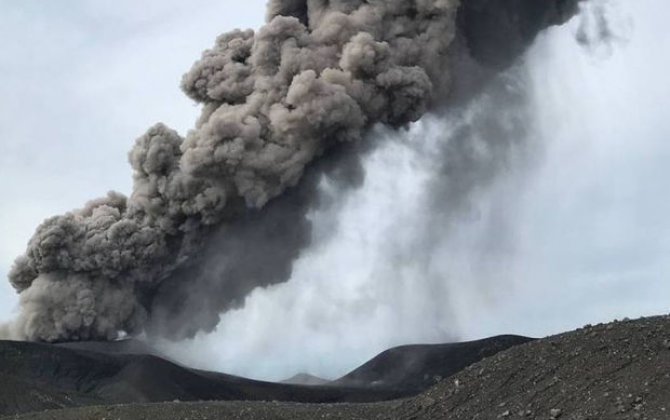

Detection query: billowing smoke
(146, 0), (579, 339)
(5, 0), (461, 342)
(3, 0), (578, 342)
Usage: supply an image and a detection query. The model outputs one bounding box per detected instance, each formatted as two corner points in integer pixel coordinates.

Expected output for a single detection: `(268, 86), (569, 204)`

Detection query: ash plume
(3, 0), (579, 343)
(5, 0), (461, 342)
(148, 0), (580, 340)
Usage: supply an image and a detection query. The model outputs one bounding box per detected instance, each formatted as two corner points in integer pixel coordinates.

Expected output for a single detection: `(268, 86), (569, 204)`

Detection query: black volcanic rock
(0, 374), (101, 416)
(333, 335), (533, 392)
(396, 315), (670, 420)
(10, 315), (670, 420)
(55, 339), (164, 357)
(0, 340), (407, 416)
(0, 332), (528, 417)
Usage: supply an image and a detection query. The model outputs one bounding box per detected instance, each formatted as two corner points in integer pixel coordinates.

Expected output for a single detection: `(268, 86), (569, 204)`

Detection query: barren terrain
(2, 316), (669, 419)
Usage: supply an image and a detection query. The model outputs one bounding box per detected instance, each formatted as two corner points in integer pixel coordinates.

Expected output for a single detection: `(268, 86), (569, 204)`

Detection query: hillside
(333, 335), (533, 391)
(0, 334), (525, 417)
(5, 315), (669, 420)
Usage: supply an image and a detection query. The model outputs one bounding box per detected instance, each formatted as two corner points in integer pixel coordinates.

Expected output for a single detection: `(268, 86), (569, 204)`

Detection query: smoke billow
(5, 0), (462, 342)
(155, 63), (544, 380)
(3, 0), (578, 342)
(148, 0), (578, 339)
(575, 0), (629, 55)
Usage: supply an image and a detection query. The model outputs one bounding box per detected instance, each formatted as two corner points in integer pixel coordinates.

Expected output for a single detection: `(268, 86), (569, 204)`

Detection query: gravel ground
(5, 315), (670, 420)
(2, 401), (398, 420)
(399, 315), (670, 420)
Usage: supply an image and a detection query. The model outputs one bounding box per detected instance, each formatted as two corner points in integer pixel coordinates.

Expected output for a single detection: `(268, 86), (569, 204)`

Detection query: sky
(0, 0), (266, 320)
(1, 1), (669, 381)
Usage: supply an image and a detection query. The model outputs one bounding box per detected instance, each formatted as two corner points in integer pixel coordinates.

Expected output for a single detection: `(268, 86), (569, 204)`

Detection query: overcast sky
(0, 1), (266, 320)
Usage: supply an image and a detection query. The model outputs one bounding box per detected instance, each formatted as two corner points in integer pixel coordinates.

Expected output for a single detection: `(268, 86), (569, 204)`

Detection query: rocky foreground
(1, 315), (669, 419)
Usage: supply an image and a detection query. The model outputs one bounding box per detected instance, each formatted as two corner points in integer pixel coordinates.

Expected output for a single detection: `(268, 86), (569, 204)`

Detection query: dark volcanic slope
(0, 333), (524, 417)
(0, 374), (101, 416)
(334, 335), (533, 392)
(0, 340), (403, 417)
(281, 373), (330, 386)
(396, 315), (670, 420)
(9, 315), (670, 420)
(54, 339), (163, 357)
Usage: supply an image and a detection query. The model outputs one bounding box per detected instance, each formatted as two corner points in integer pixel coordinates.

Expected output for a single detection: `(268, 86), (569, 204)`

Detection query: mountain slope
(333, 335), (533, 391)
(398, 315), (670, 419)
(0, 333), (526, 417)
(0, 340), (404, 417)
(8, 315), (670, 420)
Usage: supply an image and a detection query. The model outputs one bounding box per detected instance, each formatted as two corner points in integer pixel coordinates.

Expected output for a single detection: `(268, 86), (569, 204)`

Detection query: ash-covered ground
(2, 315), (669, 420)
(0, 333), (527, 416)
